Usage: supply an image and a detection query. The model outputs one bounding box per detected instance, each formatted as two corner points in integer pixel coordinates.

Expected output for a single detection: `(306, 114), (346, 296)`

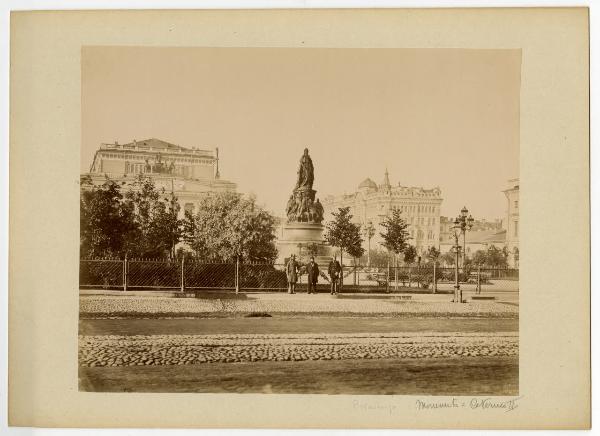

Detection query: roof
(112, 138), (189, 151)
(358, 178), (378, 190)
(100, 138), (214, 156)
(465, 229), (506, 244)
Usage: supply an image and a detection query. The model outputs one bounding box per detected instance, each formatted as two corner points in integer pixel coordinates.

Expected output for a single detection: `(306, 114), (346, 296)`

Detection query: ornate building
(321, 170), (443, 255)
(83, 138), (237, 217)
(439, 228), (507, 258)
(503, 178), (520, 267)
(439, 216), (504, 248)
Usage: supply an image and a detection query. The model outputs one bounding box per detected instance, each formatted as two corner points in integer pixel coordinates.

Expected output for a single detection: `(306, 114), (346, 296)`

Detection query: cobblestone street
(79, 331), (518, 367)
(78, 292), (519, 394)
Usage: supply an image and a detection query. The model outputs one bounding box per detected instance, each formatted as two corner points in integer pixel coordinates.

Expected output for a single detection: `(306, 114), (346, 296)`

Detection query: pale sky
(82, 47), (520, 220)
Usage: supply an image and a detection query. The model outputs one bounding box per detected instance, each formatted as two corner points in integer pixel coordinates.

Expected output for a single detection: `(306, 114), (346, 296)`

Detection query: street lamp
(362, 221), (376, 268)
(451, 206), (474, 303)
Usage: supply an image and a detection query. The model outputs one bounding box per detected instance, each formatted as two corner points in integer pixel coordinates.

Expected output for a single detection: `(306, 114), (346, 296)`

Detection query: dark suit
(328, 260), (342, 294)
(306, 261), (319, 294)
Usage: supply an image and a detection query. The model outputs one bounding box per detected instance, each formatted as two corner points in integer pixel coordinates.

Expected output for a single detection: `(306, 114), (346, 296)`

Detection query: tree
(324, 207), (365, 268)
(379, 209), (410, 257)
(123, 175), (183, 259)
(184, 192), (278, 263)
(470, 249), (488, 266)
(466, 246), (509, 268)
(487, 245), (508, 268)
(440, 251), (456, 267)
(359, 247), (392, 267)
(80, 176), (136, 258)
(403, 245), (417, 265)
(425, 246), (441, 264)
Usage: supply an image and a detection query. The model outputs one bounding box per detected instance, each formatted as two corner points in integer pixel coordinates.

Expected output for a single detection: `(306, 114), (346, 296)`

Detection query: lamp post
(362, 221), (376, 268)
(452, 206), (474, 303)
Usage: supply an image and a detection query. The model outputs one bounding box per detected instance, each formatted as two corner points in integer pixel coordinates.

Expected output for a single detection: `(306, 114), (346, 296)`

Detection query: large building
(83, 138), (237, 217)
(321, 170), (443, 255)
(503, 178), (520, 267)
(439, 216), (504, 249)
(438, 179), (519, 268)
(439, 227), (507, 258)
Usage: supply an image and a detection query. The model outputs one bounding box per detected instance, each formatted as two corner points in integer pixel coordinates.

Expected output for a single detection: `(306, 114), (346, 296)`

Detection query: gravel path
(79, 332), (518, 367)
(79, 295), (518, 318)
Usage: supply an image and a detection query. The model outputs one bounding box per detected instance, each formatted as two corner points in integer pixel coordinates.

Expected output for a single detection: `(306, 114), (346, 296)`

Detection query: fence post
(386, 258), (390, 293)
(477, 264), (481, 294)
(123, 255), (128, 292)
(394, 256), (398, 291)
(433, 262), (436, 294)
(180, 254), (185, 293)
(408, 267), (412, 288)
(235, 256), (240, 294)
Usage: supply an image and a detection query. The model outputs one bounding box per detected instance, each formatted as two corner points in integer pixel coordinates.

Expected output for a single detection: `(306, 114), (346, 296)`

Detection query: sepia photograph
(78, 46), (520, 395)
(6, 6), (591, 429)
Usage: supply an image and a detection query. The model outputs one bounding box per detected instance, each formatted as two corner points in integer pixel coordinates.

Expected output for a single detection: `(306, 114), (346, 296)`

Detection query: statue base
(276, 222), (332, 265)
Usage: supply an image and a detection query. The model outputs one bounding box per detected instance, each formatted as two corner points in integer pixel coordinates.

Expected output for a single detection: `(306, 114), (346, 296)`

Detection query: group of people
(285, 255), (342, 295)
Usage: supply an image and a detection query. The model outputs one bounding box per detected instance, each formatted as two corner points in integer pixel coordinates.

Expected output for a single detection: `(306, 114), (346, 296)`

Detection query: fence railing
(80, 258), (519, 294)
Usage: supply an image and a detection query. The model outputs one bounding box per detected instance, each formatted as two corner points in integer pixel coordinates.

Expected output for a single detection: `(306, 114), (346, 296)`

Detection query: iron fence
(79, 258), (519, 294)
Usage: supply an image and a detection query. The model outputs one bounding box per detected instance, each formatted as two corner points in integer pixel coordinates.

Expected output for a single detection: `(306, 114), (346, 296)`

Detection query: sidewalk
(79, 292), (518, 318)
(80, 288), (518, 303)
(80, 288), (456, 302)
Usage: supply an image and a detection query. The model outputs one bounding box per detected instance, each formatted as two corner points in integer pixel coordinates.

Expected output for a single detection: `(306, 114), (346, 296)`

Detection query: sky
(82, 47), (520, 220)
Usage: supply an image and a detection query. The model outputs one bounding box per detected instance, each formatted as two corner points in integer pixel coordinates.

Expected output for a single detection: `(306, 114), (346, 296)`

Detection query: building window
(514, 220), (519, 237)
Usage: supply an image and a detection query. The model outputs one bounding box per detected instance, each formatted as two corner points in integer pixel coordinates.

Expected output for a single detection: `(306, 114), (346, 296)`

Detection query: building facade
(439, 216), (504, 252)
(503, 178), (520, 267)
(439, 228), (507, 259)
(321, 170), (443, 255)
(83, 138), (237, 217)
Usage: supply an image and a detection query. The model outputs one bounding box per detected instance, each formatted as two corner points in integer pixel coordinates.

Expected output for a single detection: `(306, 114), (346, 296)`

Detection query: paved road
(79, 356), (518, 395)
(80, 317), (518, 336)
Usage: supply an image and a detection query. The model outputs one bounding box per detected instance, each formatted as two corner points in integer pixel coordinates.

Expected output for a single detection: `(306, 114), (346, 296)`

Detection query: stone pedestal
(276, 222), (331, 265)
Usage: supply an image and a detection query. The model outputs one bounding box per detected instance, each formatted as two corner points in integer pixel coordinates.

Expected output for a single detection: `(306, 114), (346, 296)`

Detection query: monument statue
(277, 148), (330, 264)
(295, 148), (314, 190)
(286, 148), (323, 224)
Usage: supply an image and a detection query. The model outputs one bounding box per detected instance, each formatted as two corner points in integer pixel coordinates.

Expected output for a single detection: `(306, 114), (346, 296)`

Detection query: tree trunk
(340, 249), (343, 291)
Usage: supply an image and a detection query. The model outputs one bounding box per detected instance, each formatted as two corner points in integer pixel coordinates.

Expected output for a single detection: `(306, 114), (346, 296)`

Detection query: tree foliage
(440, 251), (456, 267)
(123, 175), (182, 258)
(379, 209), (410, 256)
(403, 245), (417, 265)
(465, 245), (509, 268)
(184, 192), (278, 262)
(324, 207), (365, 263)
(359, 247), (393, 267)
(80, 176), (136, 258)
(81, 175), (182, 259)
(425, 246), (441, 263)
(81, 176), (277, 262)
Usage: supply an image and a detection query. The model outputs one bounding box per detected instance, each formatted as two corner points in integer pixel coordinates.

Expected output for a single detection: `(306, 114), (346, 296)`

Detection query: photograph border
(8, 7), (590, 429)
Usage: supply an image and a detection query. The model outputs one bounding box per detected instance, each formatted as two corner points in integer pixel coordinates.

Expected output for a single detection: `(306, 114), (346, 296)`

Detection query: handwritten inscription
(416, 396), (523, 413)
(353, 400), (398, 415)
(351, 397), (522, 415)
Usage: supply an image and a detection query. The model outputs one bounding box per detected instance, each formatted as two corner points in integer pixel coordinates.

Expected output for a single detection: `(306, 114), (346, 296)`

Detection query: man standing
(328, 255), (342, 295)
(286, 255), (299, 294)
(306, 256), (320, 294)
